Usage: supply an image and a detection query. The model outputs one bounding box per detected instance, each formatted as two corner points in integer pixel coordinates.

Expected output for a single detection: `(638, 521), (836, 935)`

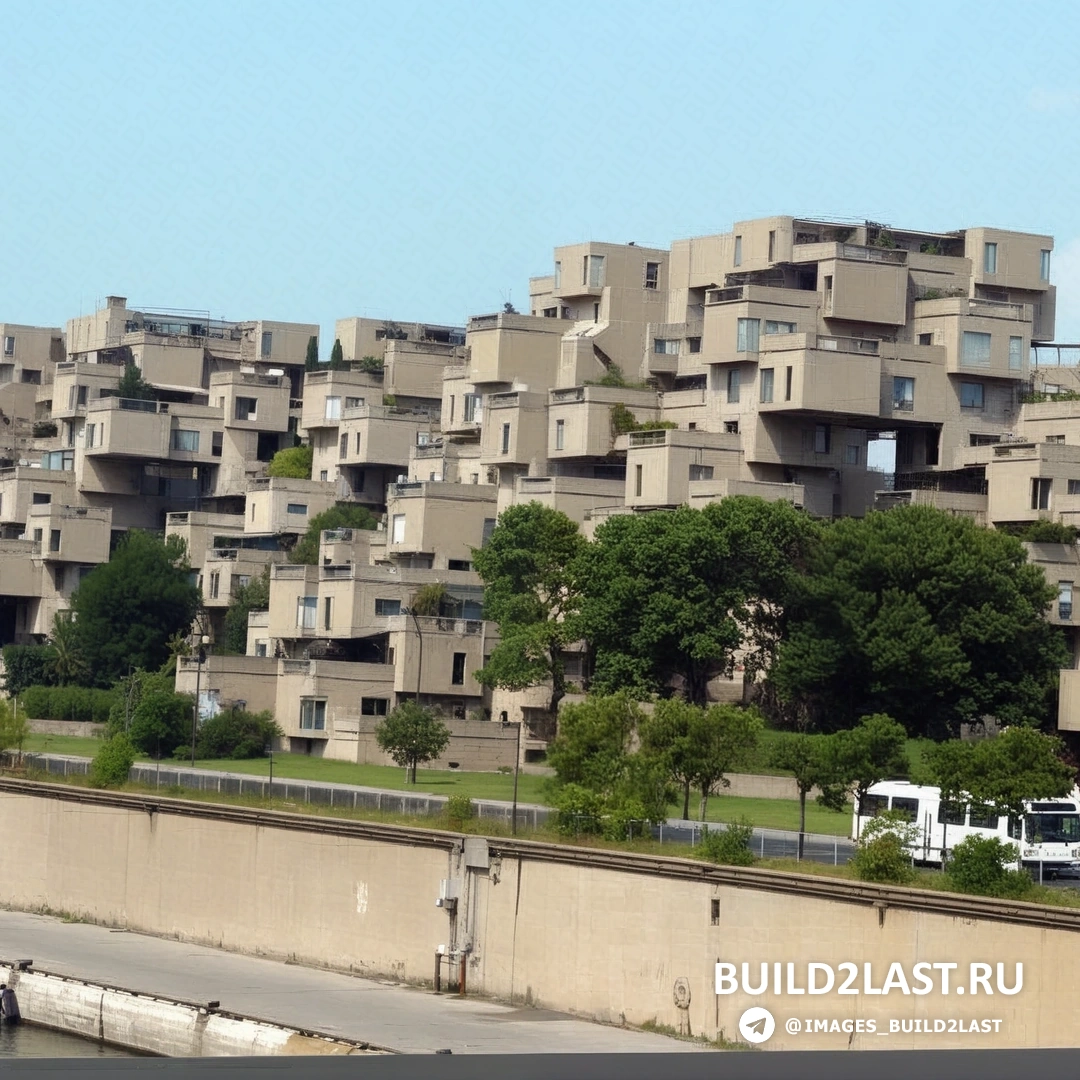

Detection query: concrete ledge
(27, 720), (106, 739)
(0, 965), (388, 1057)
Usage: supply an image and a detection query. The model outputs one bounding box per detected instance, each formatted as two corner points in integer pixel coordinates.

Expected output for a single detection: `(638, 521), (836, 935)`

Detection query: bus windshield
(1024, 813), (1080, 845)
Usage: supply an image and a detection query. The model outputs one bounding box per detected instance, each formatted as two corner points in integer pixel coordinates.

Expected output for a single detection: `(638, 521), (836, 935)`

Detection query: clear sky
(4, 0), (1080, 354)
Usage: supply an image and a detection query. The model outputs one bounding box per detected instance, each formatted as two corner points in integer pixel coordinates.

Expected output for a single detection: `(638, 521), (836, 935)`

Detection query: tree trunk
(548, 653), (566, 717)
(699, 783), (710, 822)
(798, 787), (807, 860)
(682, 780), (691, 822)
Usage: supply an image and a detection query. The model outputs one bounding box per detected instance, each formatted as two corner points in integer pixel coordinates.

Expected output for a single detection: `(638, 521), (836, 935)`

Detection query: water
(0, 1022), (141, 1058)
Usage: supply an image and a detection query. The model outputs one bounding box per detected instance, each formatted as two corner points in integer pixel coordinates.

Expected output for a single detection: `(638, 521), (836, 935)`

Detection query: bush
(945, 835), (1033, 899)
(552, 784), (606, 836)
(267, 445), (313, 479)
(0, 697), (29, 755)
(89, 734), (135, 788)
(32, 421), (58, 438)
(17, 685), (117, 722)
(2, 645), (58, 696)
(850, 810), (918, 884)
(699, 819), (756, 866)
(194, 708), (281, 760)
(602, 795), (652, 841)
(446, 794), (474, 827)
(129, 689), (192, 758)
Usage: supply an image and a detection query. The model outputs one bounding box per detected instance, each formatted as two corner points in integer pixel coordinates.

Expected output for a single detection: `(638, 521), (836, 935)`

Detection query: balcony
(792, 241), (908, 265)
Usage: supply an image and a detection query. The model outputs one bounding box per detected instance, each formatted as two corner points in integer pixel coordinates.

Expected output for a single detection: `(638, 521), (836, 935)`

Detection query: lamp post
(266, 744), (274, 801)
(190, 635), (209, 766)
(402, 606), (423, 704)
(502, 718), (522, 835)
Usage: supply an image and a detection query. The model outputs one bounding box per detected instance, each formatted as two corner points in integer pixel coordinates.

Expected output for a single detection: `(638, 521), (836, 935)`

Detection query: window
(32, 491), (51, 505)
(542, 307), (557, 318)
(918, 332), (933, 346)
(375, 598), (402, 617)
(1009, 336), (1023, 370)
(823, 275), (833, 312)
(960, 382), (984, 410)
(845, 445), (860, 465)
(296, 596), (317, 629)
(339, 433), (348, 458)
(1070, 480), (1080, 496)
(984, 242), (997, 274)
(785, 366), (793, 401)
(891, 797), (919, 822)
(733, 235), (742, 267)
(209, 430), (223, 457)
(687, 337), (701, 354)
(1041, 249), (1051, 281)
(938, 801), (967, 827)
(1032, 478), (1052, 511)
(726, 368), (740, 404)
(765, 320), (796, 335)
(555, 418), (565, 450)
(501, 423), (511, 454)
(391, 514), (406, 544)
(84, 422), (97, 448)
(1059, 581), (1073, 621)
(345, 396), (363, 409)
(554, 261), (562, 289)
(893, 376), (915, 411)
(653, 338), (680, 355)
(814, 424), (831, 454)
(323, 596), (333, 631)
(286, 503), (307, 516)
(49, 529), (61, 553)
(759, 368), (774, 403)
(255, 641), (268, 657)
(635, 464), (643, 497)
(251, 501), (256, 521)
(860, 794), (889, 818)
(172, 429), (200, 452)
(724, 420), (739, 434)
(968, 805), (999, 830)
(584, 254), (605, 288)
(260, 330), (273, 357)
(689, 464), (714, 481)
(319, 470), (328, 482)
(482, 518), (496, 546)
(235, 396), (257, 421)
(361, 698), (389, 716)
(452, 652), (466, 685)
(448, 559), (471, 571)
(768, 230), (776, 262)
(299, 699), (326, 730)
(324, 396), (341, 420)
(463, 393), (481, 422)
(355, 432), (362, 455)
(2, 335), (13, 357)
(55, 565), (65, 591)
(32, 528), (42, 544)
(961, 331), (992, 367)
(593, 302), (600, 322)
(644, 262), (660, 289)
(736, 318), (760, 353)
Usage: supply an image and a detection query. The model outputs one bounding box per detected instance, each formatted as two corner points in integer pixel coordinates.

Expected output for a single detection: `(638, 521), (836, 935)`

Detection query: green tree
(196, 707), (280, 759)
(966, 726), (1076, 822)
(328, 339), (346, 370)
(289, 504), (380, 565)
(45, 610), (89, 686)
(768, 732), (839, 858)
(1, 644), (58, 695)
(0, 697), (29, 759)
(945, 835), (1032, 899)
(578, 498), (817, 706)
(472, 503), (585, 716)
(117, 362), (154, 400)
(267, 444), (313, 479)
(410, 582), (447, 617)
(71, 531), (200, 687)
(639, 697), (702, 821)
(304, 335), (319, 372)
(690, 704), (763, 820)
(768, 506), (1068, 738)
(830, 713), (909, 828)
(89, 733), (135, 788)
(699, 818), (756, 866)
(129, 688), (191, 759)
(375, 702), (451, 782)
(223, 566), (271, 654)
(850, 809), (918, 884)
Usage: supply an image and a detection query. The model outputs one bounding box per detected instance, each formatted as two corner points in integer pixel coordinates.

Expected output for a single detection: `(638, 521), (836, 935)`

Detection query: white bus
(851, 780), (1080, 877)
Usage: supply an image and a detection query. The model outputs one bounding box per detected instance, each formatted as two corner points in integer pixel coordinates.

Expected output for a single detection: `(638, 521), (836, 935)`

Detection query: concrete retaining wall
(0, 965), (382, 1057)
(27, 720), (106, 739)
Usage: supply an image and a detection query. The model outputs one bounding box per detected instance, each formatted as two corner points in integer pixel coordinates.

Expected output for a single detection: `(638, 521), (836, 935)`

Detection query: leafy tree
(639, 698), (703, 820)
(410, 582), (447, 617)
(89, 733), (135, 788)
(850, 810), (918, 884)
(966, 726), (1075, 822)
(304, 335), (319, 372)
(71, 531), (200, 687)
(2, 644), (57, 695)
(472, 503), (585, 716)
(1001, 520), (1078, 544)
(578, 499), (817, 706)
(328, 339), (347, 370)
(195, 707), (280, 759)
(768, 506), (1068, 738)
(946, 835), (1032, 899)
(830, 713), (908, 826)
(129, 688), (191, 759)
(0, 697), (29, 759)
(223, 566), (271, 654)
(46, 610), (89, 686)
(375, 702), (451, 782)
(289, 504), (379, 565)
(117, 362), (154, 401)
(699, 819), (756, 866)
(690, 704), (763, 820)
(267, 444), (313, 479)
(357, 355), (384, 375)
(768, 731), (840, 858)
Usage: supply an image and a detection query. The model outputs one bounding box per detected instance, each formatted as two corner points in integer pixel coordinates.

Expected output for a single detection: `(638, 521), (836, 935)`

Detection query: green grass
(22, 734), (105, 757)
(683, 794), (853, 836)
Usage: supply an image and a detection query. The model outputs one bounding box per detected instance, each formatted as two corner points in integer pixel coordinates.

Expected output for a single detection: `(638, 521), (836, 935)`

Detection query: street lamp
(190, 635), (209, 766)
(265, 743), (274, 801)
(502, 717), (522, 836)
(402, 606), (423, 704)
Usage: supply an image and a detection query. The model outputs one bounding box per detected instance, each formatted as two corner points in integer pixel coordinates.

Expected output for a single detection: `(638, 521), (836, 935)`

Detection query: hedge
(19, 685), (118, 723)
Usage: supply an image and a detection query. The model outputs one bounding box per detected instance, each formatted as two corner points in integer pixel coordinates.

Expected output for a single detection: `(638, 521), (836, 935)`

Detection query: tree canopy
(267, 444), (313, 479)
(117, 362), (154, 401)
(71, 531), (201, 686)
(289, 503), (380, 565)
(374, 702), (451, 782)
(223, 566), (271, 654)
(304, 335), (319, 372)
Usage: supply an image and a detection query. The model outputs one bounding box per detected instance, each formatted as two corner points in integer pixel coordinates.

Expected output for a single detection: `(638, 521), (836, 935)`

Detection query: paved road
(0, 912), (704, 1055)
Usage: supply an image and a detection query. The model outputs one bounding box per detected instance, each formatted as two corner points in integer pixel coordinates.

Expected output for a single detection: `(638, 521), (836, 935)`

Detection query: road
(0, 912), (704, 1055)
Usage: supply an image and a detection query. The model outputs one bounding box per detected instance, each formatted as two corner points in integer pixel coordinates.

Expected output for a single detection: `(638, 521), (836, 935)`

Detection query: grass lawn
(22, 734), (104, 757)
(687, 794), (853, 836)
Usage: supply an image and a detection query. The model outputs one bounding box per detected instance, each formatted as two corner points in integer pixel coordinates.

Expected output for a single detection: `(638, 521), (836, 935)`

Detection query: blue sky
(3, 0), (1080, 352)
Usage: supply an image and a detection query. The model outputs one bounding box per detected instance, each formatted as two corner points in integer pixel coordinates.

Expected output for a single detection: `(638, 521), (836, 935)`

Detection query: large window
(299, 699), (326, 730)
(765, 320), (796, 335)
(736, 318), (760, 353)
(555, 418), (565, 450)
(361, 698), (389, 716)
(814, 424), (831, 454)
(893, 376), (915, 411)
(961, 332), (992, 367)
(726, 368), (740, 404)
(759, 368), (774, 403)
(452, 652), (466, 685)
(1009, 336), (1024, 370)
(644, 262), (660, 289)
(501, 423), (511, 454)
(1041, 249), (1052, 282)
(1032, 478), (1052, 511)
(733, 235), (742, 267)
(235, 396), (257, 421)
(375, 598), (401, 617)
(172, 429), (200, 452)
(286, 502), (307, 516)
(339, 433), (348, 458)
(212, 431), (223, 457)
(960, 382), (985, 410)
(984, 242), (997, 274)
(553, 261), (561, 289)
(324, 396), (341, 420)
(2, 335), (13, 357)
(653, 338), (679, 355)
(391, 514), (406, 544)
(296, 595), (317, 629)
(584, 254), (605, 288)
(1059, 581), (1073, 621)
(689, 464), (714, 481)
(463, 394), (481, 422)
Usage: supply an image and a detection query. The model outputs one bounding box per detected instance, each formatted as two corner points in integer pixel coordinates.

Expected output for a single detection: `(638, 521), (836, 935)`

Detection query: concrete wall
(27, 719), (105, 738)
(2, 783), (1079, 1052)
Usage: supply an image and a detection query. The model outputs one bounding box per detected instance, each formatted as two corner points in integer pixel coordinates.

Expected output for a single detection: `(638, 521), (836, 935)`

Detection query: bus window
(859, 794), (888, 818)
(968, 805), (999, 830)
(1024, 812), (1080, 845)
(937, 801), (966, 826)
(891, 797), (919, 822)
